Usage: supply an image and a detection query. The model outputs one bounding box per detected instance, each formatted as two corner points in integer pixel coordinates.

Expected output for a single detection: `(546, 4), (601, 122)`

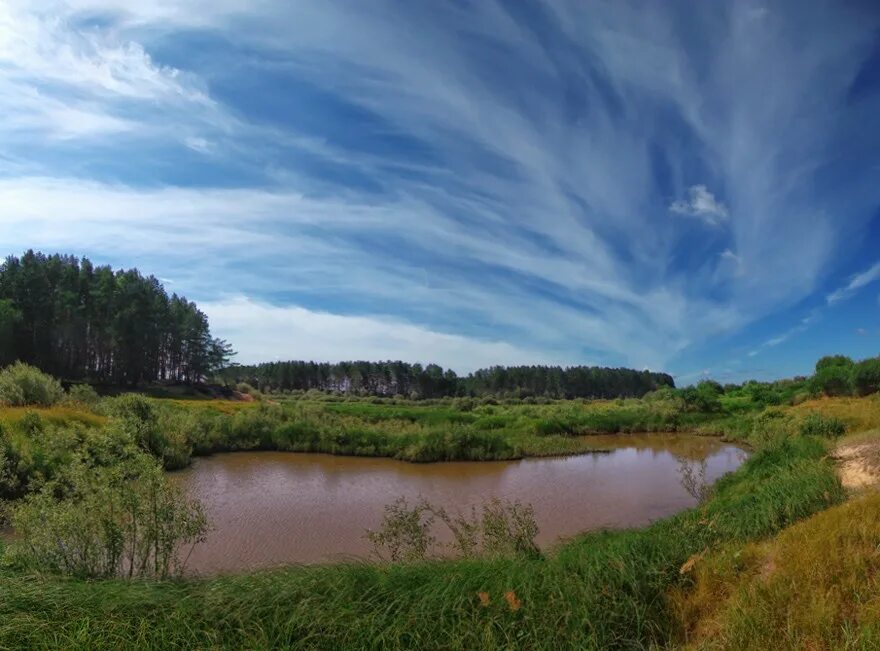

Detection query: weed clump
(6, 454), (207, 579)
(366, 496), (540, 562)
(0, 362), (63, 407)
(800, 412), (846, 438)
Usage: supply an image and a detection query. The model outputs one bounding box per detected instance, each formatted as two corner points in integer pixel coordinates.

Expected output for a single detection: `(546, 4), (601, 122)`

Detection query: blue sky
(1, 1), (879, 384)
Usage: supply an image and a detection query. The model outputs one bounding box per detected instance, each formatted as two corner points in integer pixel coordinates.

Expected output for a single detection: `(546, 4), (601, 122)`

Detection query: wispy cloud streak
(0, 1), (878, 376)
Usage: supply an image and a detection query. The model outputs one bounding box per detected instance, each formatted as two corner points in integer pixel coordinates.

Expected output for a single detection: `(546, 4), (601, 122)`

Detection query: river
(173, 434), (745, 574)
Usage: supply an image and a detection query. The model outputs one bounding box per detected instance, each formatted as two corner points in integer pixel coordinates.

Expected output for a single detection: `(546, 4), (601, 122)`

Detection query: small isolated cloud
(826, 261), (880, 304)
(719, 248), (745, 277)
(856, 327), (868, 336)
(669, 185), (729, 225)
(185, 136), (213, 153)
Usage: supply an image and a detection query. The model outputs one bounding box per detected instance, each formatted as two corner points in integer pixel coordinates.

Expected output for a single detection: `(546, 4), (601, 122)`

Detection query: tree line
(0, 251), (233, 385)
(221, 360), (675, 399)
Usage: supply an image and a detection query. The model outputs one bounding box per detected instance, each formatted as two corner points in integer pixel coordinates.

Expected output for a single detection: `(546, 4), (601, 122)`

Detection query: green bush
(800, 413), (846, 438)
(810, 364), (853, 397)
(105, 395), (192, 468)
(680, 382), (722, 412)
(366, 496), (540, 562)
(852, 357), (880, 396)
(66, 383), (101, 406)
(6, 454), (208, 579)
(0, 362), (64, 406)
(815, 355), (854, 372)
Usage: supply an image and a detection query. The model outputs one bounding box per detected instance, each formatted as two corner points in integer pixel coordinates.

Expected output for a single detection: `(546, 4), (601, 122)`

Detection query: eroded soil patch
(834, 435), (880, 490)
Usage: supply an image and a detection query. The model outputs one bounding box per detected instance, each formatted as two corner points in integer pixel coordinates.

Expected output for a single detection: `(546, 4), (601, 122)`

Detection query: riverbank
(1, 392), (721, 497)
(0, 433), (841, 649)
(0, 386), (831, 488)
(668, 428), (880, 649)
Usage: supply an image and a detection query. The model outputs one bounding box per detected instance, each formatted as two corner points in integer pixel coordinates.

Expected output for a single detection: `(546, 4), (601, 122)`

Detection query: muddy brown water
(172, 434), (745, 575)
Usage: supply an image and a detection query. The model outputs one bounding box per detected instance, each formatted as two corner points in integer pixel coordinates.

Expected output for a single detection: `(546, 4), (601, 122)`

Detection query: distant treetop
(221, 360), (674, 400)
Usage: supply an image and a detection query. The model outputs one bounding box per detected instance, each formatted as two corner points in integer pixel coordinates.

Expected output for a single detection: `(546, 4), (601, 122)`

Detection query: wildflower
(504, 590), (521, 612)
(476, 591), (490, 607)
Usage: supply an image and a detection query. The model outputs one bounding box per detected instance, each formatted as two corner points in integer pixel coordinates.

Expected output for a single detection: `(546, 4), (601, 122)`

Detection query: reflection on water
(172, 434), (746, 574)
(676, 457), (710, 502)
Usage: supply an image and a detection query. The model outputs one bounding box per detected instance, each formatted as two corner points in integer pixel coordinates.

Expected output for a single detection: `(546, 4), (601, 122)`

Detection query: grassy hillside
(670, 484), (880, 649)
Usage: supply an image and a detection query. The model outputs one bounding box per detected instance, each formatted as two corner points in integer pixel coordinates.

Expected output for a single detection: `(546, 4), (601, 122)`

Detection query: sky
(0, 1), (879, 384)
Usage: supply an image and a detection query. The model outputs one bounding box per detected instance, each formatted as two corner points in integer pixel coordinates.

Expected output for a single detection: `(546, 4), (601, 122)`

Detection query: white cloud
(0, 176), (729, 370)
(45, 106), (135, 138)
(670, 185), (729, 225)
(0, 4), (204, 101)
(826, 261), (880, 304)
(0, 1), (222, 145)
(0, 82), (136, 139)
(0, 1), (878, 377)
(184, 137), (213, 153)
(201, 296), (566, 373)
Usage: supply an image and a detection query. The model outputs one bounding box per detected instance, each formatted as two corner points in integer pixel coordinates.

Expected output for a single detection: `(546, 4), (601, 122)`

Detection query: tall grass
(671, 492), (880, 650)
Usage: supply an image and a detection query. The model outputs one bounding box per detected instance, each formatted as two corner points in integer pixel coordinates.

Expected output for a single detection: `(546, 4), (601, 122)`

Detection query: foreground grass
(670, 492), (880, 650)
(0, 435), (843, 650)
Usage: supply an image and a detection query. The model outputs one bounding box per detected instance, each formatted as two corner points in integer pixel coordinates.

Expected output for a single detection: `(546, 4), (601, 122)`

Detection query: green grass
(0, 405), (106, 428)
(126, 395), (708, 466)
(0, 434), (843, 650)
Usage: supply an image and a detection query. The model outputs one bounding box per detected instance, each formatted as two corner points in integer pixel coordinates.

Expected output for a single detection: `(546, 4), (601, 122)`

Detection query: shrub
(366, 496), (540, 562)
(852, 357), (880, 396)
(681, 383), (722, 412)
(365, 497), (436, 562)
(6, 455), (208, 579)
(452, 397), (476, 412)
(815, 355), (854, 372)
(0, 362), (64, 407)
(810, 364), (853, 397)
(106, 394), (162, 452)
(800, 413), (846, 438)
(235, 382), (262, 400)
(65, 383), (101, 406)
